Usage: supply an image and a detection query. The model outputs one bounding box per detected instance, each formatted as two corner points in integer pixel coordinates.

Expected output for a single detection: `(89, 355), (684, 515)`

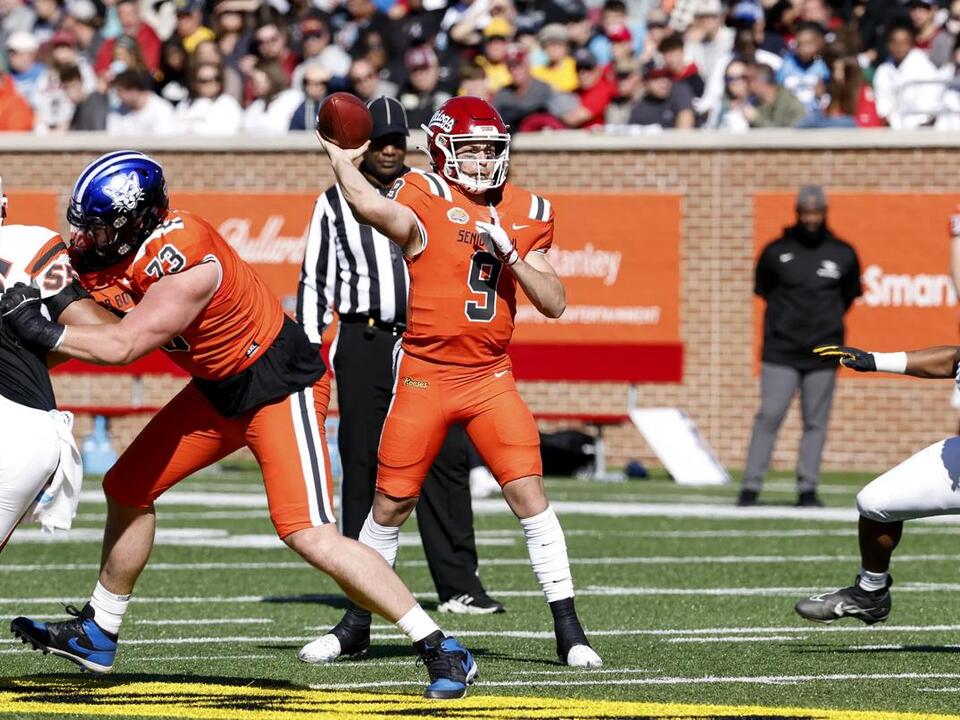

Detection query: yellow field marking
(0, 680), (957, 720)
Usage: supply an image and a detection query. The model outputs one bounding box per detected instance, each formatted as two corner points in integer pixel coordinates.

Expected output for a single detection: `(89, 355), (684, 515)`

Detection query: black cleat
(795, 575), (892, 625)
(298, 606), (371, 663)
(795, 491), (824, 507)
(736, 489), (759, 507)
(438, 591), (506, 615)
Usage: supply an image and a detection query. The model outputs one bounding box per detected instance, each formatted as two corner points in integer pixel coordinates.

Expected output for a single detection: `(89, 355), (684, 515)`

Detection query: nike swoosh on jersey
(511, 224), (529, 230)
(494, 370), (509, 378)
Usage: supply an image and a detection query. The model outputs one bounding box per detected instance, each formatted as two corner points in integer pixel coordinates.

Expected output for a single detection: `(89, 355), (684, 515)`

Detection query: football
(316, 92), (373, 150)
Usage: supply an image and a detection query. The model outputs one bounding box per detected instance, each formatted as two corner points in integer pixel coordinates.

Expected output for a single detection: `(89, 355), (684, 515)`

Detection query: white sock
(396, 604), (440, 643)
(89, 581), (130, 635)
(520, 505), (575, 603)
(358, 512), (400, 567)
(858, 568), (889, 592)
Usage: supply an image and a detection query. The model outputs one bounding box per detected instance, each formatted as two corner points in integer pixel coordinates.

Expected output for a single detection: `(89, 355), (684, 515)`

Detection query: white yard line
(133, 654), (279, 662)
(134, 618), (273, 626)
(666, 635), (806, 643)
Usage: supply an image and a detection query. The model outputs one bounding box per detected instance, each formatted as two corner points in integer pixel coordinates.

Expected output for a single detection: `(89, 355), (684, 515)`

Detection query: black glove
(813, 345), (876, 372)
(0, 283), (65, 351)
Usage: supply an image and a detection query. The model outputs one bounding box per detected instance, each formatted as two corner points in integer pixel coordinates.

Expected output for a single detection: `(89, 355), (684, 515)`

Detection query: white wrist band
(52, 326), (66, 352)
(871, 351), (907, 374)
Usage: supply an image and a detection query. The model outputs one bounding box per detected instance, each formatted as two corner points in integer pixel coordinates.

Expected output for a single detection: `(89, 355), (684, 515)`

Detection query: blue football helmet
(66, 151), (168, 270)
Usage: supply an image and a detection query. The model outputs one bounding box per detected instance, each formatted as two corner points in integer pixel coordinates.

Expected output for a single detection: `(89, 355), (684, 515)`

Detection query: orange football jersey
(390, 171), (554, 367)
(78, 209), (285, 380)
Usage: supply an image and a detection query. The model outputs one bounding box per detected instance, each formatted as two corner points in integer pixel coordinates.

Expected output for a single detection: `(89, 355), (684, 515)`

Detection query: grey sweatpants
(741, 362), (837, 494)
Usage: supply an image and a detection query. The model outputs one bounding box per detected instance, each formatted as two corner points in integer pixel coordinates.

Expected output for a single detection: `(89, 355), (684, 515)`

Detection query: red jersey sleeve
(129, 212), (223, 294)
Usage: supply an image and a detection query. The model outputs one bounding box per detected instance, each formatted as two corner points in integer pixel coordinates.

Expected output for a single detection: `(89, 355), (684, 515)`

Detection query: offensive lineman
(795, 343), (960, 624)
(3, 152), (477, 699)
(308, 96), (602, 668)
(0, 180), (115, 551)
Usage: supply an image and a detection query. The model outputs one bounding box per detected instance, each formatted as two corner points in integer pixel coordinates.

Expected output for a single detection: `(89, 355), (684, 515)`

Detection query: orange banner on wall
(755, 192), (960, 376)
(5, 191), (58, 229)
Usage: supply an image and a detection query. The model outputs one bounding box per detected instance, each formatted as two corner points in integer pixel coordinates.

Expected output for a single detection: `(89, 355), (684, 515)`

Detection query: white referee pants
(857, 436), (960, 522)
(0, 395), (61, 550)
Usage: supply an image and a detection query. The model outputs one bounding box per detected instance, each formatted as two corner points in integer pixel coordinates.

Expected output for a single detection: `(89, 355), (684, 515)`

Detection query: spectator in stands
(176, 60), (242, 133)
(798, 0), (835, 28)
(252, 21), (297, 82)
(0, 63), (33, 130)
(1, 0), (36, 51)
(341, 0), (402, 60)
(747, 61), (807, 127)
(33, 30), (93, 131)
(398, 45), (451, 127)
(394, 0), (445, 57)
(348, 57), (396, 101)
(562, 0), (594, 54)
(174, 0), (215, 55)
(46, 29), (95, 93)
(731, 1), (787, 59)
(684, 0), (735, 85)
(638, 7), (670, 68)
(493, 44), (559, 130)
(157, 39), (189, 105)
(476, 16), (514, 93)
(777, 21), (830, 114)
(532, 23), (578, 93)
(589, 0), (645, 65)
(628, 64), (696, 128)
(62, 61), (107, 130)
(935, 35), (960, 128)
(193, 39), (242, 102)
(30, 0), (62, 47)
(6, 31), (44, 108)
(660, 33), (704, 98)
(798, 54), (882, 127)
(289, 62), (329, 131)
(447, 0), (513, 48)
(62, 0), (101, 64)
(94, 0), (161, 74)
(606, 24), (636, 67)
(457, 59), (491, 99)
(604, 57), (643, 125)
(908, 0), (944, 59)
(931, 0), (960, 68)
(557, 47), (617, 127)
(292, 13), (350, 90)
(242, 59), (302, 134)
(107, 68), (176, 134)
(704, 57), (751, 130)
(873, 19), (942, 127)
(356, 29), (404, 90)
(105, 35), (151, 86)
(213, 0), (253, 75)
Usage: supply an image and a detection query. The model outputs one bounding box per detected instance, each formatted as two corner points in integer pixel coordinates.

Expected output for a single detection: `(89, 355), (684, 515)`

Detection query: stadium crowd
(2, 0), (959, 133)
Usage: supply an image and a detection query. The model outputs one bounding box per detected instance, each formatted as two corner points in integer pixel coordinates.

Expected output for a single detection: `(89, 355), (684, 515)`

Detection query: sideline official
(738, 185), (862, 508)
(296, 98), (503, 662)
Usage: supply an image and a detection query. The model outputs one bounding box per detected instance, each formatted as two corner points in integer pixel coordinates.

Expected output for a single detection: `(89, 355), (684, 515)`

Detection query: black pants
(333, 320), (485, 601)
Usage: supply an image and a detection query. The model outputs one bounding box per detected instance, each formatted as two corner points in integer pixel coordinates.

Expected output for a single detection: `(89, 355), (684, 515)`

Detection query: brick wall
(5, 135), (958, 474)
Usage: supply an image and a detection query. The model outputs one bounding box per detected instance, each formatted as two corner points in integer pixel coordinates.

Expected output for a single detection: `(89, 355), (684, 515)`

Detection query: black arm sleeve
(43, 279), (92, 322)
(841, 247), (863, 310)
(754, 245), (776, 298)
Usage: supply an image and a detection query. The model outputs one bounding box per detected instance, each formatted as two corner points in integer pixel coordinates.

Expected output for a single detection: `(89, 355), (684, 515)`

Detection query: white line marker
(666, 635), (806, 643)
(134, 618), (274, 626)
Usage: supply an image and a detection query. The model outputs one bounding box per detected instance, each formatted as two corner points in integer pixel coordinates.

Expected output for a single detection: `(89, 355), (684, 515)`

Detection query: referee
(297, 97), (503, 663)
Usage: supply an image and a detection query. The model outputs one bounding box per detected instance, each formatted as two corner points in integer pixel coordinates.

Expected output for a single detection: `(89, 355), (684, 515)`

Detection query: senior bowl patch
(447, 207), (469, 225)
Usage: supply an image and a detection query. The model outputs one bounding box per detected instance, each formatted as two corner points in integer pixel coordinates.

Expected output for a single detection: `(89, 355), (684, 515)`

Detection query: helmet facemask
(426, 127), (510, 194)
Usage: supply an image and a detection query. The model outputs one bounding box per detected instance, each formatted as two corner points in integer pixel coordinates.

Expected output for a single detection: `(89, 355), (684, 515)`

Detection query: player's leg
(248, 375), (475, 698)
(795, 437), (960, 624)
(11, 384), (243, 672)
(739, 362), (800, 505)
(794, 367), (837, 506)
(463, 379), (601, 668)
(0, 400), (61, 552)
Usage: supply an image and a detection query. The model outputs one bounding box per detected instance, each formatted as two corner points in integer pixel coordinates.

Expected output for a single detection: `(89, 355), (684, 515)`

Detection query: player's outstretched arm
(814, 344), (960, 379)
(315, 132), (421, 253)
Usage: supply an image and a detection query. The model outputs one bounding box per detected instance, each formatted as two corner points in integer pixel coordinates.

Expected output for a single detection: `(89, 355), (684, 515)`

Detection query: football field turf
(2, 465), (960, 719)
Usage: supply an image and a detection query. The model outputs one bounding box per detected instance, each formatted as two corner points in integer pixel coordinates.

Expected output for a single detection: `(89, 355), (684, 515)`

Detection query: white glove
(950, 213), (960, 237)
(475, 206), (518, 266)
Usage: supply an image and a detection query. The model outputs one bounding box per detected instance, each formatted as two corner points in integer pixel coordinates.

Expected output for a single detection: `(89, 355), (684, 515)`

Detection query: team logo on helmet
(102, 171), (144, 213)
(428, 110), (456, 133)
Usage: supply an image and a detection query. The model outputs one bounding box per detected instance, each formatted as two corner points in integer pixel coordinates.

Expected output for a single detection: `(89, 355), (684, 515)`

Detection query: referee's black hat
(367, 96), (409, 139)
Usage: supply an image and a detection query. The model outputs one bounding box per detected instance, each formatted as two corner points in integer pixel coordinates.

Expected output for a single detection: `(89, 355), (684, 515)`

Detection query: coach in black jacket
(738, 185), (862, 508)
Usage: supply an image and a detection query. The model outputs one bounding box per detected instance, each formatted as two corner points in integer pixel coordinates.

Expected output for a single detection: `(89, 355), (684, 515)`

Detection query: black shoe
(550, 597), (602, 667)
(736, 489), (759, 507)
(11, 602), (118, 673)
(795, 491), (824, 507)
(298, 605), (370, 663)
(437, 591), (506, 615)
(414, 631), (478, 699)
(795, 575), (892, 625)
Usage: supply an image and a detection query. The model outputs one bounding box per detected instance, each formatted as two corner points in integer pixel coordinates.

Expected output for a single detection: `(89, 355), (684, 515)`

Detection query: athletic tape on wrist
(871, 351), (907, 374)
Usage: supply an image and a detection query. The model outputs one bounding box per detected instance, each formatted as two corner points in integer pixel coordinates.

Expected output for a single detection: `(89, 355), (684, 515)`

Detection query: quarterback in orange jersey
(313, 96), (602, 668)
(2, 152), (478, 700)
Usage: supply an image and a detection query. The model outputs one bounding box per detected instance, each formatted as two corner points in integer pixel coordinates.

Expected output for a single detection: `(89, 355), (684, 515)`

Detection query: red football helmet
(422, 96), (510, 194)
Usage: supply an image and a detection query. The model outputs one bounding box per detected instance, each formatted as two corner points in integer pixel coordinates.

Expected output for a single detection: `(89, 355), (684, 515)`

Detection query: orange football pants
(103, 374), (335, 538)
(377, 351), (542, 499)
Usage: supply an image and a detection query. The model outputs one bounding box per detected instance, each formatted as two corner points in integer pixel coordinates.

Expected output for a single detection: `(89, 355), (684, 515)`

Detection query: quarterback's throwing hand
(314, 130), (369, 165)
(476, 209), (518, 266)
(0, 283), (65, 351)
(813, 344), (876, 372)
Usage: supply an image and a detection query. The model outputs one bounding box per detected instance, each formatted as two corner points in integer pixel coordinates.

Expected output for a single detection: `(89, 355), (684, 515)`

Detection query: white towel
(30, 410), (83, 533)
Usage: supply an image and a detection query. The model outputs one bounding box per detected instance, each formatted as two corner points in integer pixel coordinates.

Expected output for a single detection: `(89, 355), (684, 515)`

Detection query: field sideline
(2, 465), (960, 719)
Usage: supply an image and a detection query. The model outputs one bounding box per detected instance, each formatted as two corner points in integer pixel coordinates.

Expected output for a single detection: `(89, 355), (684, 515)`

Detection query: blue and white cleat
(10, 602), (117, 673)
(414, 633), (478, 699)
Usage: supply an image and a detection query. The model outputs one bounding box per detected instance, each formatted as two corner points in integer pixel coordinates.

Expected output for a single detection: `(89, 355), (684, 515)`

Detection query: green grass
(2, 465), (960, 718)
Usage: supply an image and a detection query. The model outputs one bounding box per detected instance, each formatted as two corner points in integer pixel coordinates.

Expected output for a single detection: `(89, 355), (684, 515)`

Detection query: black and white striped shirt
(297, 172), (411, 343)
